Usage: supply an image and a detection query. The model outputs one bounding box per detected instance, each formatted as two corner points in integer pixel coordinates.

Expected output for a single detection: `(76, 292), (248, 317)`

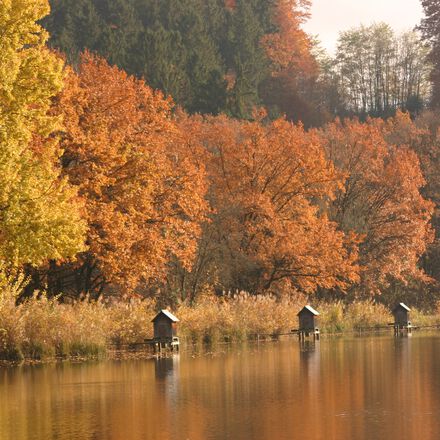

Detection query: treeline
(420, 0), (440, 108)
(43, 0), (440, 123)
(319, 24), (431, 118)
(2, 0), (440, 308)
(43, 0), (320, 124)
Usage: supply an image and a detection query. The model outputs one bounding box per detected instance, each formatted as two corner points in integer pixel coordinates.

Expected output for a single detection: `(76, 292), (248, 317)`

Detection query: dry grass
(0, 275), (158, 361)
(178, 292), (304, 343)
(1, 278), (440, 362)
(317, 300), (392, 333)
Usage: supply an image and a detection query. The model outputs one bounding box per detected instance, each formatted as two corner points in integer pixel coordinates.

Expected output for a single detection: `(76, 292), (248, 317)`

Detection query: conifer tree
(44, 0), (317, 120)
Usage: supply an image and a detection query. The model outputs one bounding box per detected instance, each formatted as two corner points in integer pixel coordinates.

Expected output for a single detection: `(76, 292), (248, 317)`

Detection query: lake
(1, 333), (440, 440)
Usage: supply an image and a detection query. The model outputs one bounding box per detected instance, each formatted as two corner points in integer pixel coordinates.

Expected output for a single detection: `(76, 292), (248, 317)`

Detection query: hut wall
(394, 309), (409, 326)
(154, 315), (174, 339)
(299, 313), (316, 331)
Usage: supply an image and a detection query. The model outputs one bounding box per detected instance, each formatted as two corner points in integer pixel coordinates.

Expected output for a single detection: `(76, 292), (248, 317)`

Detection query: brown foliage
(385, 111), (440, 284)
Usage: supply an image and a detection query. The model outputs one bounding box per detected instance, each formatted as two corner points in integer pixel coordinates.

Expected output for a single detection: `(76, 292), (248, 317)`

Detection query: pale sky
(303, 0), (424, 54)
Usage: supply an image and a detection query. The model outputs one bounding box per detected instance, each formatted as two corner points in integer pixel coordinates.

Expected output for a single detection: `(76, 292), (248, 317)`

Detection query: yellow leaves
(0, 0), (86, 268)
(0, 0), (52, 104)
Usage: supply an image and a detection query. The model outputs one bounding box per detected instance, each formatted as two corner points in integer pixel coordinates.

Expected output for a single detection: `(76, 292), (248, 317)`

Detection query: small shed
(392, 303), (411, 327)
(298, 305), (320, 332)
(152, 310), (179, 340)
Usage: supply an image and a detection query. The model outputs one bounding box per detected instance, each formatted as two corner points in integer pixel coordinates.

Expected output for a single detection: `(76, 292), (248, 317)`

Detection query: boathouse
(392, 303), (411, 327)
(152, 309), (179, 339)
(297, 305), (320, 332)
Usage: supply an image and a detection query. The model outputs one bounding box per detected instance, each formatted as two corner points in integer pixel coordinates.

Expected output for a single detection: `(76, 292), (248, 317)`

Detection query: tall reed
(1, 280), (440, 363)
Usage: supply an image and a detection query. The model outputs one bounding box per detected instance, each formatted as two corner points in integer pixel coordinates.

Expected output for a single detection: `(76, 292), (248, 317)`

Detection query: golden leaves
(0, 0), (86, 267)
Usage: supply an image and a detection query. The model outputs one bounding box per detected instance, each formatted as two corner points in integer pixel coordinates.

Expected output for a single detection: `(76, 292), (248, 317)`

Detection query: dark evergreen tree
(223, 0), (271, 118)
(44, 0), (315, 119)
(44, 0), (142, 69)
(133, 0), (227, 113)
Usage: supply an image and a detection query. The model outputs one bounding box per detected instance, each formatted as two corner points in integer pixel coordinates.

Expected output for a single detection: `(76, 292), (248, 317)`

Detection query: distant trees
(419, 0), (440, 107)
(43, 0), (320, 123)
(42, 1), (440, 123)
(326, 24), (431, 118)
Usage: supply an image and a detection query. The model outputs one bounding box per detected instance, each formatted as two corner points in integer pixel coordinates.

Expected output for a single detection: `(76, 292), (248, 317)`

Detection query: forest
(2, 0), (440, 315)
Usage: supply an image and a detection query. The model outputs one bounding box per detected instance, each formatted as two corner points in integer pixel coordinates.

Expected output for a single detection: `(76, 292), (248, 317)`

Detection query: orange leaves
(56, 53), (208, 289)
(261, 0), (315, 75)
(317, 116), (434, 294)
(50, 53), (433, 299)
(191, 115), (359, 294)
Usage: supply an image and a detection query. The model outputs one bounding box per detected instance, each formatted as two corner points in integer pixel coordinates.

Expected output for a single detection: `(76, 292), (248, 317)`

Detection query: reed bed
(178, 292), (304, 343)
(0, 277), (158, 361)
(1, 281), (440, 362)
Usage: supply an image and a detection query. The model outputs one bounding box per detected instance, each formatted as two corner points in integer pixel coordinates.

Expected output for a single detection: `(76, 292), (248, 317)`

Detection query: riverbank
(1, 287), (440, 364)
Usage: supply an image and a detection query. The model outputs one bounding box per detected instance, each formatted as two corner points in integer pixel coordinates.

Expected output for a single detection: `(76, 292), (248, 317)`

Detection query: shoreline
(3, 326), (440, 368)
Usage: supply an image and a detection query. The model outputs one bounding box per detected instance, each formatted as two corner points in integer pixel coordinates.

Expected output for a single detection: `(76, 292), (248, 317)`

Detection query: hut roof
(152, 309), (179, 323)
(393, 303), (411, 312)
(297, 305), (320, 316)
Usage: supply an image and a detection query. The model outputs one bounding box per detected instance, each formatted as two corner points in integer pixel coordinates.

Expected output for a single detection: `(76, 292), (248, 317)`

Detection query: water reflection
(154, 355), (179, 380)
(1, 334), (440, 440)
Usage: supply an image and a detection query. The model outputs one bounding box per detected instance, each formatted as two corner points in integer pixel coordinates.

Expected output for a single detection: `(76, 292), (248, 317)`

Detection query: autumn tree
(0, 0), (86, 268)
(181, 114), (359, 297)
(260, 0), (323, 125)
(50, 53), (208, 296)
(380, 111), (440, 296)
(419, 0), (440, 107)
(316, 115), (434, 295)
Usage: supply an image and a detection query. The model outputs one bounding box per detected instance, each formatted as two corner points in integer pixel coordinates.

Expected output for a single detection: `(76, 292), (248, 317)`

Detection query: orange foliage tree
(316, 115), (434, 295)
(261, 0), (313, 74)
(52, 53), (208, 295)
(183, 113), (359, 296)
(260, 0), (322, 126)
(382, 111), (440, 288)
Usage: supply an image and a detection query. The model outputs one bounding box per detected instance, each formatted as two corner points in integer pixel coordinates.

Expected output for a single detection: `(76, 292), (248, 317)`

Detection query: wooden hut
(298, 305), (319, 331)
(392, 303), (411, 328)
(297, 305), (320, 339)
(152, 309), (179, 341)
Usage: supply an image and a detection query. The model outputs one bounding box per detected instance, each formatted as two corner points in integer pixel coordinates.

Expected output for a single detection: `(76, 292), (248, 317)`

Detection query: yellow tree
(0, 0), (86, 267)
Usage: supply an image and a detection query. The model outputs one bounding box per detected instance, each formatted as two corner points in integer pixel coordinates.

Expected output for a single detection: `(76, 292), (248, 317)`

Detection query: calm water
(1, 334), (440, 440)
